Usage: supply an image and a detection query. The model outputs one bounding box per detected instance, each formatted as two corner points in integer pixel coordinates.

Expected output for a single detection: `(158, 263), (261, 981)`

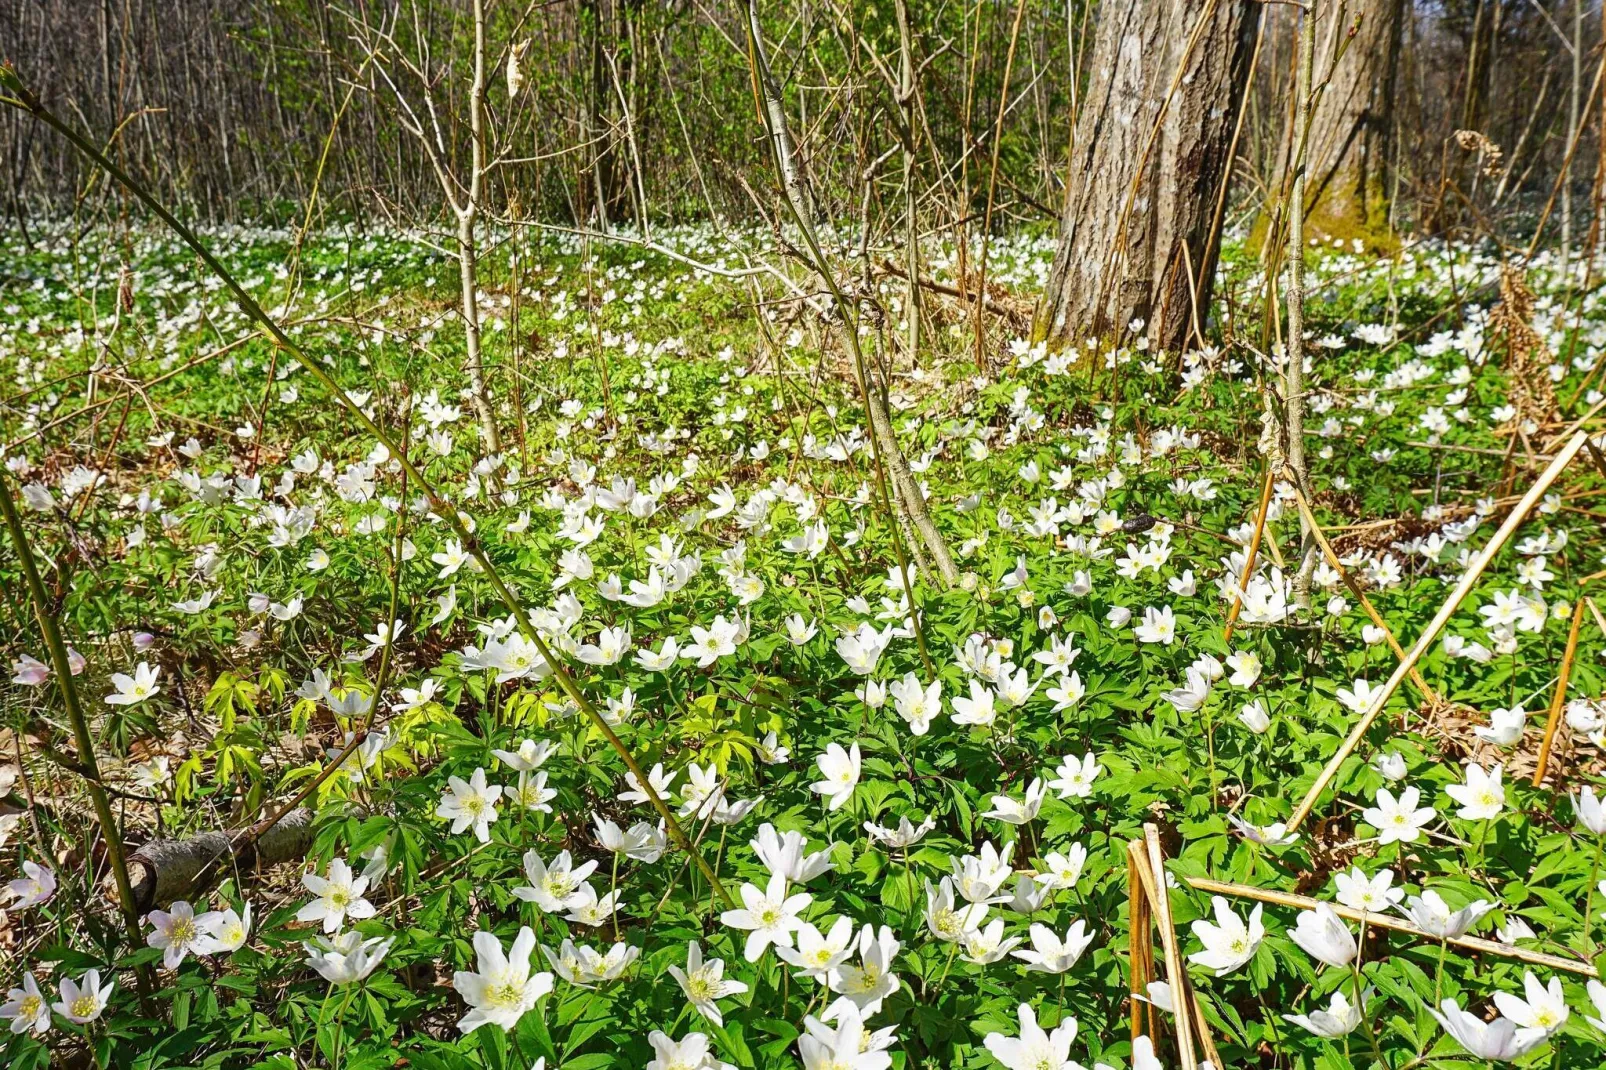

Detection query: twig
(1289, 482), (1440, 707)
(0, 469), (155, 1004)
(1224, 464), (1276, 642)
(1533, 597), (1588, 786)
(1127, 842), (1157, 1042)
(1287, 431), (1591, 832)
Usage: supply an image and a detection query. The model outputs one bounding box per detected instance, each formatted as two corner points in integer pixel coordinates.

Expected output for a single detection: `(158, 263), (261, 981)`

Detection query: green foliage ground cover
(1, 222), (1604, 1069)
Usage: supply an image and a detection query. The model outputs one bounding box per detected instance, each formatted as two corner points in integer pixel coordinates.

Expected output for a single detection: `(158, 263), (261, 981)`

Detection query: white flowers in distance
(1285, 988), (1366, 1038)
(1333, 865), (1403, 912)
(1577, 785), (1606, 834)
(752, 823), (837, 883)
(720, 873), (812, 961)
(1493, 972), (1569, 1035)
(593, 814), (667, 863)
(835, 622), (893, 675)
(145, 899), (254, 968)
(668, 941), (747, 1026)
(1445, 762), (1505, 821)
(1399, 890), (1494, 939)
(984, 778), (1046, 825)
(924, 877), (989, 943)
(888, 673), (942, 735)
(436, 767), (503, 843)
(53, 970), (114, 1024)
(797, 1000), (891, 1070)
(829, 925), (902, 1012)
(1, 973), (50, 1035)
(1048, 753), (1101, 798)
(1012, 921), (1094, 974)
(951, 678), (999, 727)
(864, 814), (936, 849)
(297, 857), (376, 934)
(1237, 700), (1270, 734)
(6, 861), (55, 909)
(1430, 999), (1547, 1061)
(648, 1031), (736, 1070)
(513, 849), (598, 914)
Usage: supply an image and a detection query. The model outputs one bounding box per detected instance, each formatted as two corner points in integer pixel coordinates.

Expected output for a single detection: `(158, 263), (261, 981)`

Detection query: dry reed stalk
(1186, 876), (1599, 977)
(1126, 842), (1158, 1043)
(1224, 464), (1277, 643)
(1287, 431), (1591, 832)
(1131, 833), (1225, 1066)
(1289, 483), (1440, 707)
(1143, 825), (1199, 1070)
(1533, 596), (1588, 786)
(1587, 595), (1606, 638)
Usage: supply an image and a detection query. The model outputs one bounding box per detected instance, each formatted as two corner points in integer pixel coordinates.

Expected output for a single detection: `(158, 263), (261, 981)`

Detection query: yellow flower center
(487, 979), (524, 1008)
(71, 995), (98, 1019)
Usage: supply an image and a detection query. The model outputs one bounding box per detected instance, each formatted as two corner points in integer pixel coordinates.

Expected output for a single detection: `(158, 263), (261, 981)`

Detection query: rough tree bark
(1301, 0), (1404, 238)
(1034, 0), (1257, 355)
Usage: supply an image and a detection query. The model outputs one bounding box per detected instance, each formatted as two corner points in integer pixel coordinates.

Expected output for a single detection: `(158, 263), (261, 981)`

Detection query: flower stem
(328, 984), (357, 1069)
(610, 853), (621, 943)
(1584, 837), (1603, 953)
(935, 942), (959, 991)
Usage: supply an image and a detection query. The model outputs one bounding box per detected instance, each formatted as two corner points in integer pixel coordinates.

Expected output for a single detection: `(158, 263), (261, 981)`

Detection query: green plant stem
(1432, 936), (1449, 1005)
(1584, 837), (1603, 953)
(328, 983), (357, 1070)
(0, 469), (154, 1005)
(610, 853), (621, 943)
(903, 847), (918, 930)
(0, 70), (732, 910)
(935, 941), (959, 991)
(1353, 957), (1385, 1068)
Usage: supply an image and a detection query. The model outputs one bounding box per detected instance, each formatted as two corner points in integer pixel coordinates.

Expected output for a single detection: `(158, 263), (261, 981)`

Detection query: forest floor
(1, 220), (1605, 1069)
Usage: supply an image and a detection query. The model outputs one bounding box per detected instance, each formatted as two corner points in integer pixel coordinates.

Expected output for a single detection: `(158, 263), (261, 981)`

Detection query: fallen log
(123, 807), (316, 916)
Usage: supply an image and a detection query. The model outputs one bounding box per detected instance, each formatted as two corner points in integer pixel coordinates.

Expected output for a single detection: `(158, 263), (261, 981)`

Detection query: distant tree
(1035, 0), (1258, 355)
(1299, 0), (1406, 237)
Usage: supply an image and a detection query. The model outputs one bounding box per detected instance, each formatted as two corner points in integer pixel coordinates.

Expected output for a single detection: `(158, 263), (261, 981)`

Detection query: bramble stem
(0, 469), (154, 1003)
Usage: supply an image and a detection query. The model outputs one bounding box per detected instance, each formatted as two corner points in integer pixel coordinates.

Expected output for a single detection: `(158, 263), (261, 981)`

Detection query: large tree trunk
(1035, 0), (1257, 355)
(1301, 0), (1404, 237)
